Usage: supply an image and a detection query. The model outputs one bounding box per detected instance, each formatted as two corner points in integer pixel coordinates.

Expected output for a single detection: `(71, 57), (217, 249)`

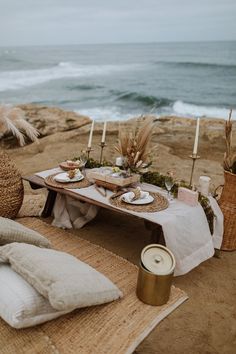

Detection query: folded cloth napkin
(122, 187), (149, 203)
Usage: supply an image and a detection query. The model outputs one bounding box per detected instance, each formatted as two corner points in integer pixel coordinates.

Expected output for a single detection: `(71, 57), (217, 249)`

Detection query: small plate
(54, 172), (84, 183)
(121, 194), (154, 205)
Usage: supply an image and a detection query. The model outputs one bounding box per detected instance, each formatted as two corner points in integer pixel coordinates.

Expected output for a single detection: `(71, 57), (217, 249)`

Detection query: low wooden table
(23, 174), (165, 244)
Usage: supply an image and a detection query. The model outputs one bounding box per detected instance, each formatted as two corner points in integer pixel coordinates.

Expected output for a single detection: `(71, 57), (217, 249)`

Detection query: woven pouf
(0, 151), (24, 219)
(219, 171), (236, 251)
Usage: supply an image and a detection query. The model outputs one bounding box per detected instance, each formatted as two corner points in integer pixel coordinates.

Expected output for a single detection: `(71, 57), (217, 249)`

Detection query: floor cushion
(0, 264), (69, 328)
(0, 151), (24, 219)
(0, 217), (51, 248)
(0, 243), (123, 311)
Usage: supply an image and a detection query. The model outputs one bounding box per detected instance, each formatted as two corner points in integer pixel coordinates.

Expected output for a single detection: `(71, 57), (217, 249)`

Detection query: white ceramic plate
(54, 172), (84, 183)
(121, 194), (154, 205)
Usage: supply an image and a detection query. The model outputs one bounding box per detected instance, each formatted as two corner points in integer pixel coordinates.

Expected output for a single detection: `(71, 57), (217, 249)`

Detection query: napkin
(122, 187), (149, 203)
(67, 169), (82, 179)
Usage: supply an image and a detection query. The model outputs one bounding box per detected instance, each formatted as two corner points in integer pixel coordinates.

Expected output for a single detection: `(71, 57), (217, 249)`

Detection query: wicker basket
(0, 151), (24, 219)
(219, 171), (236, 251)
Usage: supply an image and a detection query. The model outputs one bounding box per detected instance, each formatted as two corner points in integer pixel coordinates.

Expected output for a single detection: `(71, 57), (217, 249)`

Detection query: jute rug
(0, 218), (188, 354)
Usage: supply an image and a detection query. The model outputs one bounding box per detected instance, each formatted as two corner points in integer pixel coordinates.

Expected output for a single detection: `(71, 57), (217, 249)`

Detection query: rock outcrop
(18, 104), (91, 136)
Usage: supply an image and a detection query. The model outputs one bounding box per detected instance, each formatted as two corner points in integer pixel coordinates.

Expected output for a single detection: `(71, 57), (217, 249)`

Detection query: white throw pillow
(0, 264), (69, 329)
(0, 243), (123, 312)
(0, 217), (51, 248)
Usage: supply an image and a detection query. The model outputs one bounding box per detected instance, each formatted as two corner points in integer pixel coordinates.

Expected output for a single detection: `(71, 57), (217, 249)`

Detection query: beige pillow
(0, 264), (69, 329)
(0, 217), (51, 248)
(0, 243), (123, 311)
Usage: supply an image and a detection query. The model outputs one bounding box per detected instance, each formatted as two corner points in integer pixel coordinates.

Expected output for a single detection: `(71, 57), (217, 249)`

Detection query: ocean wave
(75, 107), (134, 121)
(0, 62), (137, 92)
(68, 83), (104, 91)
(172, 100), (234, 119)
(76, 101), (235, 121)
(153, 61), (236, 70)
(115, 91), (172, 107)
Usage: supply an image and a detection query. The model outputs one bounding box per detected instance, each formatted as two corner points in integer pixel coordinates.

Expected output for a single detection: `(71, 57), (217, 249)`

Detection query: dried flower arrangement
(0, 104), (39, 146)
(114, 118), (154, 172)
(223, 109), (236, 174)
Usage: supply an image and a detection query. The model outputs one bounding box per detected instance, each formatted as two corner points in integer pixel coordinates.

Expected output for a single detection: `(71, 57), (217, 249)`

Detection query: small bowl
(59, 161), (83, 171)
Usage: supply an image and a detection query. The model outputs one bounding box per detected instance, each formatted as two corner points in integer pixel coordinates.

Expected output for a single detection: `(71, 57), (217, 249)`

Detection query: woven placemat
(44, 173), (91, 189)
(110, 192), (168, 213)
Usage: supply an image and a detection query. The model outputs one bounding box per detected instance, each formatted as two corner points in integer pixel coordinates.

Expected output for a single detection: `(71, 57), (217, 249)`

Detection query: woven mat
(110, 192), (169, 213)
(0, 218), (188, 354)
(44, 173), (91, 189)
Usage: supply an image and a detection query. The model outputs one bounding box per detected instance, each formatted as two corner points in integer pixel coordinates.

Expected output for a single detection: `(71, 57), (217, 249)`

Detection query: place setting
(109, 186), (169, 213)
(44, 165), (91, 189)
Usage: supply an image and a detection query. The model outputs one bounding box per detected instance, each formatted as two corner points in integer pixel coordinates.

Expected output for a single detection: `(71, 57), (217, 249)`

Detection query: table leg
(144, 221), (165, 245)
(41, 190), (57, 218)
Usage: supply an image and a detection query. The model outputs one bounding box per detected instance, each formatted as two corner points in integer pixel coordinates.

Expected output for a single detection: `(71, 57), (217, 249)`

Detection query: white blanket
(35, 168), (224, 276)
(52, 194), (98, 229)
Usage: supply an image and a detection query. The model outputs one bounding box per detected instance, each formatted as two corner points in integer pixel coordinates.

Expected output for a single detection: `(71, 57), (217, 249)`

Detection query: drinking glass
(165, 177), (174, 201)
(80, 152), (87, 176)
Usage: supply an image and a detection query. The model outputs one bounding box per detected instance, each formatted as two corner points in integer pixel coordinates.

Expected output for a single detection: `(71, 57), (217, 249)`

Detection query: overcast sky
(0, 0), (235, 46)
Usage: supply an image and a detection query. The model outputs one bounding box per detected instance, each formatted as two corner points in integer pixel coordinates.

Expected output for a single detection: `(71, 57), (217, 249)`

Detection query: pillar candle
(199, 176), (211, 196)
(88, 120), (94, 148)
(193, 118), (200, 155)
(101, 121), (107, 143)
(116, 157), (124, 167)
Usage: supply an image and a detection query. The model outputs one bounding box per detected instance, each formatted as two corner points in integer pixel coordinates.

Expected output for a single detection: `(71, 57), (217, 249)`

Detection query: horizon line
(0, 39), (236, 48)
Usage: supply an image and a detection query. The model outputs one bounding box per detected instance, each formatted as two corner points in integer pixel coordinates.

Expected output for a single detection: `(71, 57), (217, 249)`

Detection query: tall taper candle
(88, 120), (94, 148)
(101, 121), (107, 143)
(193, 118), (200, 155)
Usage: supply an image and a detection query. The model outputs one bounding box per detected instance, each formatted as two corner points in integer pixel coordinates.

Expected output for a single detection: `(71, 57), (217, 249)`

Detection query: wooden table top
(23, 174), (135, 218)
(23, 174), (164, 240)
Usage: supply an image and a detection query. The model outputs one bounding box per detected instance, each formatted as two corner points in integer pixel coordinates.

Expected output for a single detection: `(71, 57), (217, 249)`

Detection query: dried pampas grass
(115, 118), (155, 170)
(0, 105), (39, 146)
(223, 109), (236, 173)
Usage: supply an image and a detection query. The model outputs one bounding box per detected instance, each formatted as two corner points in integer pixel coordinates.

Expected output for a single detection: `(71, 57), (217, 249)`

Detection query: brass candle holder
(86, 147), (93, 160)
(189, 154), (200, 187)
(99, 142), (107, 164)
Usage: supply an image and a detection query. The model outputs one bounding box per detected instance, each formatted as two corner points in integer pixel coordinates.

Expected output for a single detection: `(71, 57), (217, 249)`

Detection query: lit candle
(193, 118), (200, 155)
(101, 121), (107, 143)
(88, 120), (94, 148)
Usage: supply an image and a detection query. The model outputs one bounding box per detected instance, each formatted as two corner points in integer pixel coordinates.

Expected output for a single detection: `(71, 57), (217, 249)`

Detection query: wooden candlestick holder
(99, 142), (107, 164)
(86, 147), (94, 160)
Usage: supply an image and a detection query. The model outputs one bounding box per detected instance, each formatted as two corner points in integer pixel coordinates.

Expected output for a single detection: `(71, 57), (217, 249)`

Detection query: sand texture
(1, 106), (236, 353)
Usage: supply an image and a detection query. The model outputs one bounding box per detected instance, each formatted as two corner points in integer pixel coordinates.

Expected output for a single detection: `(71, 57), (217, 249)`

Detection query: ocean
(0, 41), (235, 121)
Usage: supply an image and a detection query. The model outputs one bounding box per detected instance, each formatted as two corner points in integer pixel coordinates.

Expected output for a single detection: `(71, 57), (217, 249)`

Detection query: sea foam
(76, 107), (134, 121)
(172, 100), (234, 119)
(0, 62), (138, 92)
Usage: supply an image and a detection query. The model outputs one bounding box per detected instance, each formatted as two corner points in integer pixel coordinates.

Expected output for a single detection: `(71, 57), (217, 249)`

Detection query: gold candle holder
(86, 147), (93, 160)
(189, 154), (200, 187)
(99, 142), (107, 164)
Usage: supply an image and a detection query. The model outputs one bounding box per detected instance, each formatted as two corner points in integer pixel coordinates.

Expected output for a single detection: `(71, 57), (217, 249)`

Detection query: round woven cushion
(0, 151), (24, 219)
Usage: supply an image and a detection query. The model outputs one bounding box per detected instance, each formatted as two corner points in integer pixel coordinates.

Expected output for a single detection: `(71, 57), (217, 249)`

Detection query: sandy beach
(4, 104), (235, 190)
(1, 105), (236, 353)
